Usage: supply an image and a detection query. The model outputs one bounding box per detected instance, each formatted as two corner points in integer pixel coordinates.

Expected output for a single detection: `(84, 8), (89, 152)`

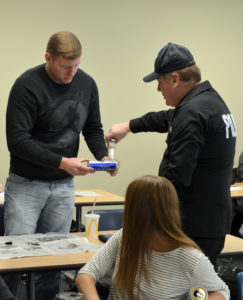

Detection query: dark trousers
(191, 236), (226, 268)
(3, 271), (60, 300)
(0, 276), (16, 300)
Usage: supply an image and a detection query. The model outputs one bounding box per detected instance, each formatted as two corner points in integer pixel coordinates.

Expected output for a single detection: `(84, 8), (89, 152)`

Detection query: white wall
(1, 0), (243, 197)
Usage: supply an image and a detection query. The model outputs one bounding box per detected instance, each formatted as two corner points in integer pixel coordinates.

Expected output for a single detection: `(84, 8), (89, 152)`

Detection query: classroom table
(0, 232), (240, 274)
(74, 189), (124, 231)
(230, 182), (243, 235)
(0, 189), (125, 232)
(0, 231), (114, 273)
(2, 185), (241, 232)
(0, 231), (114, 300)
(221, 233), (243, 256)
(231, 182), (243, 198)
(0, 231), (242, 300)
(1, 184), (241, 206)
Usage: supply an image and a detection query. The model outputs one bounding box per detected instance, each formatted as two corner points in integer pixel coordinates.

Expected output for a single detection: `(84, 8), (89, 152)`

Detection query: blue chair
(237, 272), (243, 300)
(88, 209), (123, 231)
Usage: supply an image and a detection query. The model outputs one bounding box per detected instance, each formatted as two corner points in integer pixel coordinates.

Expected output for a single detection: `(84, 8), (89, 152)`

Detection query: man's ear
(45, 52), (51, 62)
(171, 72), (180, 88)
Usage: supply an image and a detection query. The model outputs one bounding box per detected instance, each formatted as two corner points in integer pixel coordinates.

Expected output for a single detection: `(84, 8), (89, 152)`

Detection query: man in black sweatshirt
(5, 31), (117, 300)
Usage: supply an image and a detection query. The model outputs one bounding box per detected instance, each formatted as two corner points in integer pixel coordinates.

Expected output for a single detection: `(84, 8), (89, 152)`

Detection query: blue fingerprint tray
(88, 160), (116, 171)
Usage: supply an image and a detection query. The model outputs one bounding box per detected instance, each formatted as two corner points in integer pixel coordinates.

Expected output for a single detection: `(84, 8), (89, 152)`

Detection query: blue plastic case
(88, 160), (116, 171)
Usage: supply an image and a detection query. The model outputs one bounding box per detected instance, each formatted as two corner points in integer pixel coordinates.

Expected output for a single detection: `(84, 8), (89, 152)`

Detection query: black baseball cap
(143, 43), (195, 82)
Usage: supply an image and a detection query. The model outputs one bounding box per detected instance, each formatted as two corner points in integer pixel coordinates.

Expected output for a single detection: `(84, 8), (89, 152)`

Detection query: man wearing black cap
(106, 42), (237, 266)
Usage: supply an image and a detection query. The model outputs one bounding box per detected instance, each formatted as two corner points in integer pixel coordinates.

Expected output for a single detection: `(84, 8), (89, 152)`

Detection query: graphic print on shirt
(222, 114), (237, 139)
(33, 91), (88, 150)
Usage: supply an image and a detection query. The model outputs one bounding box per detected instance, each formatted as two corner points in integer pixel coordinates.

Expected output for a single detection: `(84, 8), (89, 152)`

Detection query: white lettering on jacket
(222, 114), (237, 139)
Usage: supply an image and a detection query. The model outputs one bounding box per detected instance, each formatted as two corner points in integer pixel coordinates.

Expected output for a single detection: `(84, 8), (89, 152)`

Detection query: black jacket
(130, 81), (236, 238)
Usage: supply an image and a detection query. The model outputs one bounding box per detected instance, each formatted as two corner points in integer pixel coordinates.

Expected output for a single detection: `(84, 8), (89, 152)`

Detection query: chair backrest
(237, 272), (243, 300)
(0, 204), (4, 236)
(231, 153), (243, 214)
(238, 152), (243, 182)
(88, 209), (123, 231)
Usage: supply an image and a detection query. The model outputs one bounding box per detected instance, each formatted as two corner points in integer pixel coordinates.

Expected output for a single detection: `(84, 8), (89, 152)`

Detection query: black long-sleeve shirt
(130, 81), (236, 238)
(6, 64), (108, 180)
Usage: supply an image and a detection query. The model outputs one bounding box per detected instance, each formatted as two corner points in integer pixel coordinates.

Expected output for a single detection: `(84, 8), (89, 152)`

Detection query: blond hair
(46, 31), (82, 59)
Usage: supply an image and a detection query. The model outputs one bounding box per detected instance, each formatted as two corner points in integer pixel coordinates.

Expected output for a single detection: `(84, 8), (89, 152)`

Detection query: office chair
(231, 152), (243, 237)
(237, 272), (243, 300)
(232, 152), (243, 184)
(238, 152), (243, 182)
(0, 204), (4, 236)
(88, 209), (124, 231)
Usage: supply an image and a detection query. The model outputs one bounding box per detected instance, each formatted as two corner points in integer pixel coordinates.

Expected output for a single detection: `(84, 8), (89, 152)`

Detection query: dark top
(6, 64), (108, 180)
(0, 276), (16, 300)
(130, 81), (236, 238)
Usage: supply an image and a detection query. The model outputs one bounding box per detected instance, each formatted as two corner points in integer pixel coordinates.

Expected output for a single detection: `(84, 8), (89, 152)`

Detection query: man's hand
(59, 157), (95, 176)
(105, 121), (130, 145)
(102, 156), (120, 176)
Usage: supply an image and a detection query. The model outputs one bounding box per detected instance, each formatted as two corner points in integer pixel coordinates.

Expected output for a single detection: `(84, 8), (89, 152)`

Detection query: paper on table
(0, 232), (101, 259)
(230, 186), (243, 191)
(75, 191), (101, 197)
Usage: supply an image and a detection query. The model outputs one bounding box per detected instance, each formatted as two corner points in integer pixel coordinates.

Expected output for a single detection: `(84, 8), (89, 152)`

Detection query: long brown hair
(114, 175), (199, 299)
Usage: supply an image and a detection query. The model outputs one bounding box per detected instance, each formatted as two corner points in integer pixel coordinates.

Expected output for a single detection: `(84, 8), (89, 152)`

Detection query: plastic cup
(84, 213), (100, 237)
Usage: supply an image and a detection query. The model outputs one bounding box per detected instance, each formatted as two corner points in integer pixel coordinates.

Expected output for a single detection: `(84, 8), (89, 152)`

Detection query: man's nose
(68, 67), (76, 76)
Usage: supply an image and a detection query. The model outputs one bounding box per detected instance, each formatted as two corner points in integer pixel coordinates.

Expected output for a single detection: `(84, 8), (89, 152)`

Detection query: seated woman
(75, 175), (229, 300)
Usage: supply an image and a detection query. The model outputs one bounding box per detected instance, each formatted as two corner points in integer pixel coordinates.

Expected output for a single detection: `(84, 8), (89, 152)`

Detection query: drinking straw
(91, 198), (97, 215)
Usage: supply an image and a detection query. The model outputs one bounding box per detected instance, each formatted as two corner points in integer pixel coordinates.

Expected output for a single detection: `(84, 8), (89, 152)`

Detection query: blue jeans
(4, 173), (75, 300)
